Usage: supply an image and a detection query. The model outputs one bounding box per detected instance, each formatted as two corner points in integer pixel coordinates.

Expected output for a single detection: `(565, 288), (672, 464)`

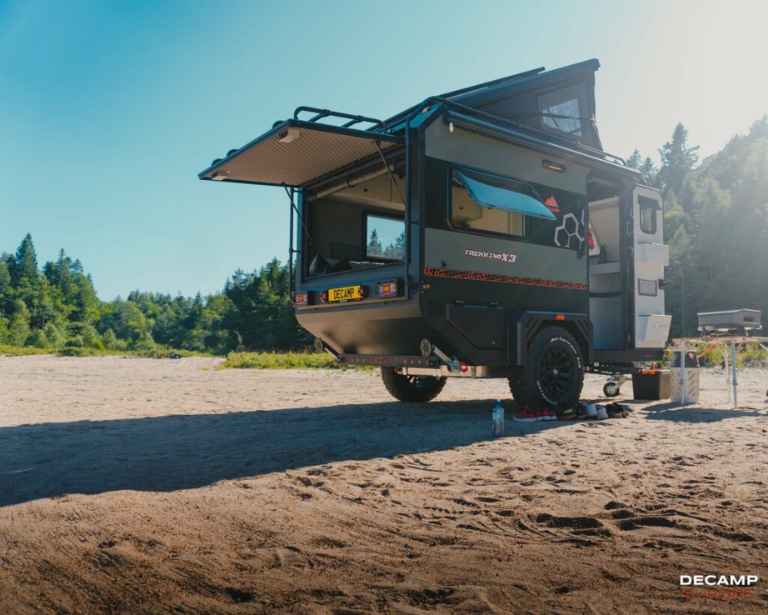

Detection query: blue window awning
(456, 170), (556, 221)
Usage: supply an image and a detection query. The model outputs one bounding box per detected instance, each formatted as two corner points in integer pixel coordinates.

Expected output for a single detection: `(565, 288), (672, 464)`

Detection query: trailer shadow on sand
(0, 399), (571, 507)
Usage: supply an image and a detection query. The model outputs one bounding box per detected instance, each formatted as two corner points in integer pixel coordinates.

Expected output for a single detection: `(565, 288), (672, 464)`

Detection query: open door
(631, 186), (671, 348)
(198, 121), (402, 188)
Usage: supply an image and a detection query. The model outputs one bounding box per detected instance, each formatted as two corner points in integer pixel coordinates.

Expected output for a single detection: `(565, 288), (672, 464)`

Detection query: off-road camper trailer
(199, 59), (671, 411)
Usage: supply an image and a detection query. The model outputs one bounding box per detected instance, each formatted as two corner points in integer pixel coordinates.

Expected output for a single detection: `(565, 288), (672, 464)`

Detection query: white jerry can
(670, 348), (700, 404)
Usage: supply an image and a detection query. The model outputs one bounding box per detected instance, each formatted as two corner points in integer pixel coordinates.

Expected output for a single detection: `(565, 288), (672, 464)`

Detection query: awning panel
(198, 121), (402, 188)
(456, 170), (556, 221)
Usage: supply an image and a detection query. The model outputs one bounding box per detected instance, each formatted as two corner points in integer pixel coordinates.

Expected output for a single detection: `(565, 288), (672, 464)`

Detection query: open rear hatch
(199, 117), (409, 321)
(198, 121), (403, 188)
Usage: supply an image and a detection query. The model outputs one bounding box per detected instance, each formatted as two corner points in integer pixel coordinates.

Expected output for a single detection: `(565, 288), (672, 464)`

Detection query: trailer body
(199, 59), (672, 408)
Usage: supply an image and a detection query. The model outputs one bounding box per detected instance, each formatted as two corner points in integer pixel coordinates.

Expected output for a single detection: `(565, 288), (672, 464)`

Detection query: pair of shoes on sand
(513, 401), (632, 422)
(574, 401), (632, 420)
(513, 406), (558, 422)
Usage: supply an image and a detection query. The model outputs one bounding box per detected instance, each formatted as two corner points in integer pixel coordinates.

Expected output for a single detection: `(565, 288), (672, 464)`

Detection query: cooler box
(632, 370), (672, 400)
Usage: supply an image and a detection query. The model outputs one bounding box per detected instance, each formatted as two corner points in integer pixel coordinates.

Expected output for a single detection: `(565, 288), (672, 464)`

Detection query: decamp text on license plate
(328, 285), (364, 302)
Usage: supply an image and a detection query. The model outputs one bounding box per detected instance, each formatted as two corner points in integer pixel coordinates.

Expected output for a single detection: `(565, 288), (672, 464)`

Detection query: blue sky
(1, 0), (766, 299)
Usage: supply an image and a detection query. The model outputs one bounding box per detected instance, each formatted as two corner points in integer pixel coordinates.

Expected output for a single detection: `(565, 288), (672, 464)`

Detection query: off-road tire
(507, 368), (527, 405)
(381, 368), (447, 402)
(508, 326), (584, 412)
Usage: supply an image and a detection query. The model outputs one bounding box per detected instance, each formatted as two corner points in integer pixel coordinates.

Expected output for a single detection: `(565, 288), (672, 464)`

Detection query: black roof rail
(437, 66), (546, 100)
(426, 96), (628, 167)
(293, 106), (384, 129)
(381, 66), (547, 130)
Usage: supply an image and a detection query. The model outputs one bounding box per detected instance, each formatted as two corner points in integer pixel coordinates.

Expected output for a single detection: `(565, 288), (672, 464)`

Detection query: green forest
(627, 117), (768, 337)
(0, 243), (308, 355)
(1, 118), (766, 354)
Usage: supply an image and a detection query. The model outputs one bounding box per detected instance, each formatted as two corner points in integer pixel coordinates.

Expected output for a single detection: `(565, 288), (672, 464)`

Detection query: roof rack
(293, 106), (384, 129)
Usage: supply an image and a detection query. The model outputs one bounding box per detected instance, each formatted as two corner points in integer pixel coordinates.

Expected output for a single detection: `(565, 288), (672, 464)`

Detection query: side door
(631, 186), (672, 348)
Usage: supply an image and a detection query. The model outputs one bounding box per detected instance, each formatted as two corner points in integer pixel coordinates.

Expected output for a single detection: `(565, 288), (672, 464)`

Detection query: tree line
(1, 117), (766, 353)
(0, 239), (309, 353)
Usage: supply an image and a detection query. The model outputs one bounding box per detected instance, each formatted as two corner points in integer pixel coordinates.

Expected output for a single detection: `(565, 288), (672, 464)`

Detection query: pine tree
(72, 275), (100, 323)
(43, 322), (65, 348)
(0, 260), (10, 292)
(639, 157), (659, 186)
(625, 150), (659, 186)
(626, 149), (642, 169)
(0, 260), (11, 312)
(367, 229), (382, 255)
(27, 329), (49, 348)
(8, 300), (31, 346)
(12, 234), (39, 286)
(658, 123), (699, 197)
(102, 328), (119, 349)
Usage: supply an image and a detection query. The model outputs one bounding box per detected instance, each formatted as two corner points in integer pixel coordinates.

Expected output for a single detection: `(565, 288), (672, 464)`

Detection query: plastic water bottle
(492, 400), (505, 437)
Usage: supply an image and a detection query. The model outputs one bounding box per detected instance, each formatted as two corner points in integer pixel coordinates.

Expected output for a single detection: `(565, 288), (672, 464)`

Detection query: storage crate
(632, 370), (671, 400)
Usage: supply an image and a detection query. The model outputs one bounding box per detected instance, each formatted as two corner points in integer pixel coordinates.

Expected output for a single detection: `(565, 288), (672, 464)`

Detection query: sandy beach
(1, 356), (767, 613)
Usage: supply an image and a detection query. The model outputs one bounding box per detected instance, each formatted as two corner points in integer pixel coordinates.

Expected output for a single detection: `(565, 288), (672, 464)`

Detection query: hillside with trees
(1, 118), (766, 354)
(628, 117), (768, 337)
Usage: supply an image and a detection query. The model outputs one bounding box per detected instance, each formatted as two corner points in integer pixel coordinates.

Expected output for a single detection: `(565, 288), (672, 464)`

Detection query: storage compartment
(447, 304), (505, 350)
(636, 242), (669, 269)
(635, 314), (672, 348)
(632, 370), (671, 400)
(590, 294), (622, 350)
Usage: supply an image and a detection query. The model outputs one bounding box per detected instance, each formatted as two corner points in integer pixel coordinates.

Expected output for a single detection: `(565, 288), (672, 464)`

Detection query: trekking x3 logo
(464, 248), (517, 265)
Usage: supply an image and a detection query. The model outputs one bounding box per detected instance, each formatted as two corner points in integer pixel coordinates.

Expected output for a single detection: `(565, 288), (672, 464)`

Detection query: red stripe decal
(423, 267), (588, 290)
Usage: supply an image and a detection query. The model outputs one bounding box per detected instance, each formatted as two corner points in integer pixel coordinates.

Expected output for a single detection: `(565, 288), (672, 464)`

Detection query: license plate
(328, 285), (364, 303)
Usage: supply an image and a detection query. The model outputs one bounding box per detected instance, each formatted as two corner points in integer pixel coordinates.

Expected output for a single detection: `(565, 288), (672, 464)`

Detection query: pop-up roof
(453, 59), (601, 148)
(386, 59), (602, 151)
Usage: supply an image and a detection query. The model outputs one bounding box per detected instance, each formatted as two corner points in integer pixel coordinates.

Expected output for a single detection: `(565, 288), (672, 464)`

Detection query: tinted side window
(451, 182), (524, 237)
(638, 196), (659, 235)
(539, 85), (583, 136)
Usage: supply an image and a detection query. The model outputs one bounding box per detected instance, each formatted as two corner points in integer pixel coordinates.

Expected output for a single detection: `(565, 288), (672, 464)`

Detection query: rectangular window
(638, 279), (658, 296)
(539, 86), (583, 136)
(638, 196), (659, 235)
(450, 170), (536, 237)
(364, 214), (405, 260)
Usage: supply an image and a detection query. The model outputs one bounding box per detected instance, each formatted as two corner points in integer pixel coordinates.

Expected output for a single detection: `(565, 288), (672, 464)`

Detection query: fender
(511, 310), (592, 366)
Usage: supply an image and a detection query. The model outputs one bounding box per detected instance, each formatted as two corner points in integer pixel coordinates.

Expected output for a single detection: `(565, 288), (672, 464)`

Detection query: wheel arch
(513, 311), (592, 366)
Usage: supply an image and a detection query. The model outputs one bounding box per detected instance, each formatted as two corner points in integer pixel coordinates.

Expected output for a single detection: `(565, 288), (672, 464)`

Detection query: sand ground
(1, 356), (767, 614)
